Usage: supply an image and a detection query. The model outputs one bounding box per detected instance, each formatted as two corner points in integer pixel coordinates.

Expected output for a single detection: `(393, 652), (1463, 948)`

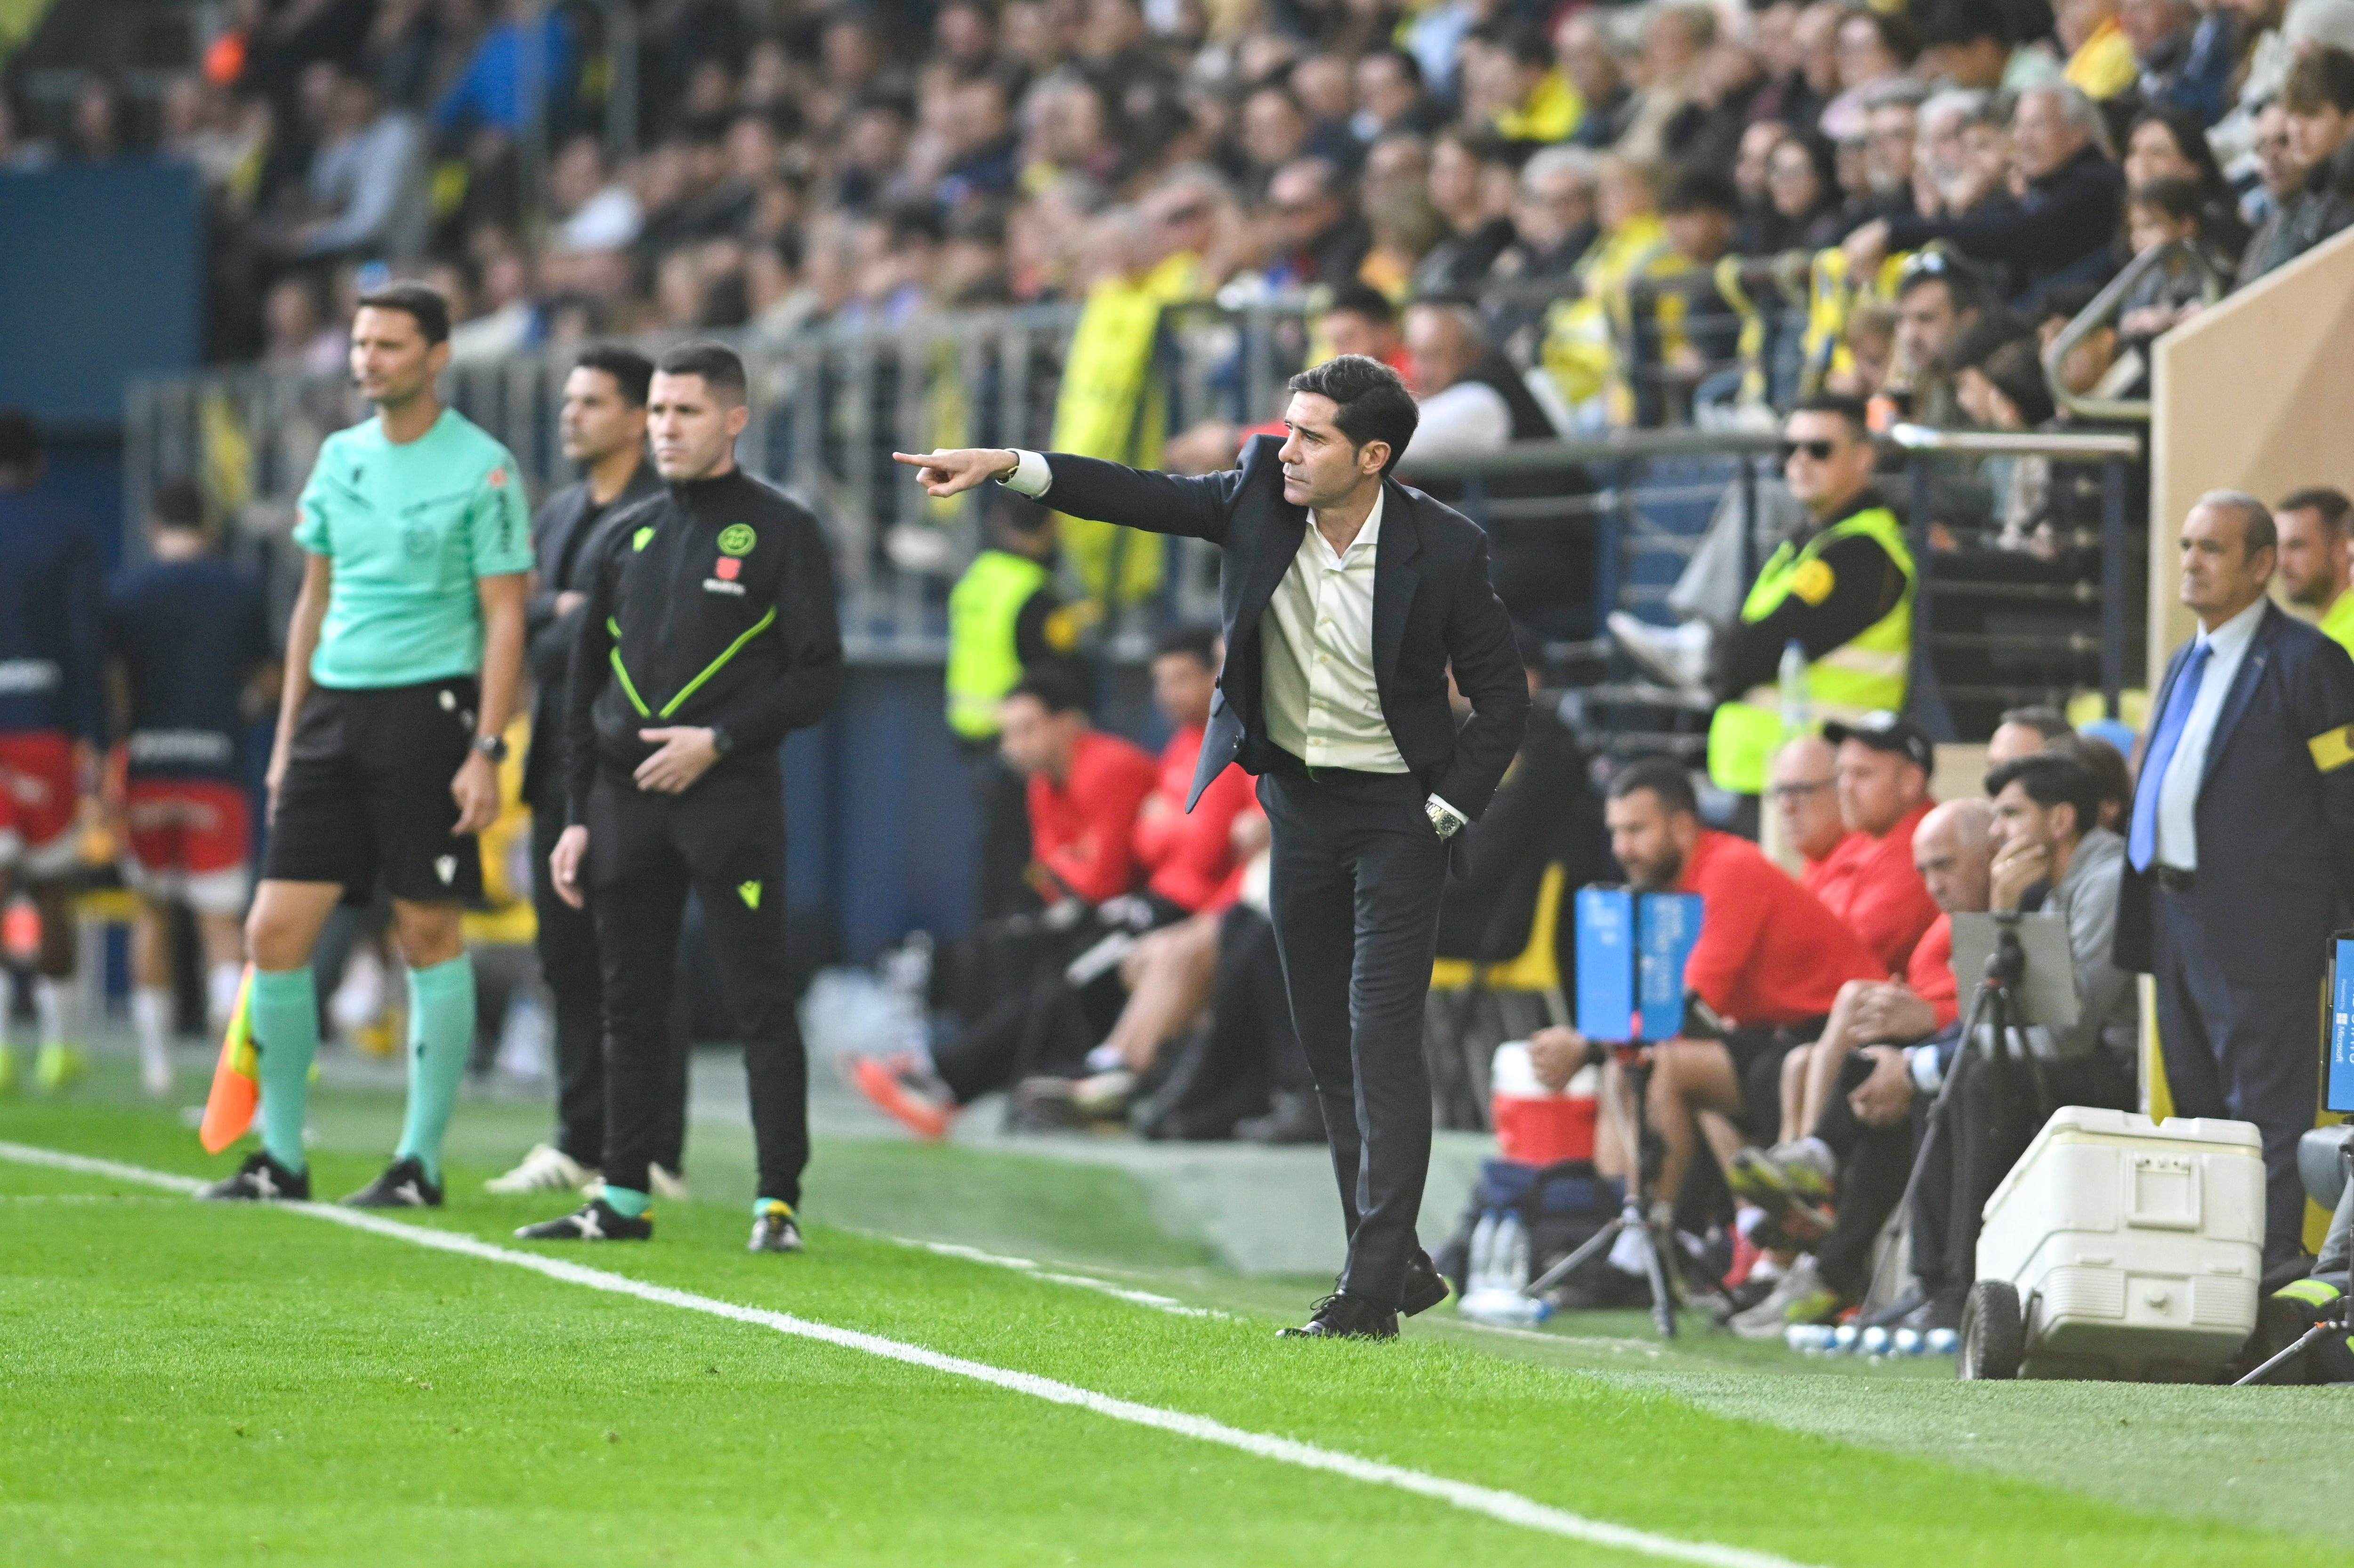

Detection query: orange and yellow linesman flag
(199, 965), (258, 1154)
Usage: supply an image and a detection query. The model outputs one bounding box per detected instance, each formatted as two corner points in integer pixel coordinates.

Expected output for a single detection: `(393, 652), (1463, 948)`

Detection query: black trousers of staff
(1258, 755), (1450, 1310)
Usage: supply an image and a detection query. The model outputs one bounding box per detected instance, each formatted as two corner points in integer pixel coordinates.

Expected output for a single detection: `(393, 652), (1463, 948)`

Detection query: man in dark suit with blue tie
(2117, 491), (2354, 1266)
(896, 355), (1530, 1338)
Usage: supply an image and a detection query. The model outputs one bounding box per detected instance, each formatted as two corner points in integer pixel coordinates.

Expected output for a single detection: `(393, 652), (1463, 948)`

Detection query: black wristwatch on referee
(471, 733), (508, 764)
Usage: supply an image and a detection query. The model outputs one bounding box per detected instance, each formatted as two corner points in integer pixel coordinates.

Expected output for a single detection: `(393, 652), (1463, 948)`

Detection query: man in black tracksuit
(488, 346), (681, 1198)
(521, 340), (842, 1254)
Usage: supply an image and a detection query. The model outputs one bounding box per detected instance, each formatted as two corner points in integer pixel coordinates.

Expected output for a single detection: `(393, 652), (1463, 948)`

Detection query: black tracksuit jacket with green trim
(564, 467), (842, 824)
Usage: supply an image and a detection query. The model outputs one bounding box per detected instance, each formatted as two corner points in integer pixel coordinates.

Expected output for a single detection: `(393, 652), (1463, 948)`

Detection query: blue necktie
(2128, 638), (2213, 871)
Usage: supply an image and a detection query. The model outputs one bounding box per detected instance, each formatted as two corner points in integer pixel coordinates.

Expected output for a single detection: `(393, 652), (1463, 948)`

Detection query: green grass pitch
(2, 1062), (2348, 1567)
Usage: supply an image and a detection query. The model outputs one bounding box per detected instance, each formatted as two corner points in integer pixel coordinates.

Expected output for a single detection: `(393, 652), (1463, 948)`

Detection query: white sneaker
(1608, 612), (1713, 695)
(1729, 1254), (1826, 1341)
(485, 1143), (595, 1194)
(649, 1163), (688, 1201)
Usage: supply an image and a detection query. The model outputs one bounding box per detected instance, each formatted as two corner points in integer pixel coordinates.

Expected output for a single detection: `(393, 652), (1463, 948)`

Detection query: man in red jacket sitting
(1528, 756), (1883, 1213)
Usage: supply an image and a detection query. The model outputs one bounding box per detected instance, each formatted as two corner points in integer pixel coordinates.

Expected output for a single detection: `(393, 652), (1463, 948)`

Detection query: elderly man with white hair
(1846, 81), (2123, 301)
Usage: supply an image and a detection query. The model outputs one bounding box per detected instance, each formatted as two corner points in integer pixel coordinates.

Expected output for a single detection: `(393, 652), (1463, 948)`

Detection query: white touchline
(0, 1141), (1819, 1568)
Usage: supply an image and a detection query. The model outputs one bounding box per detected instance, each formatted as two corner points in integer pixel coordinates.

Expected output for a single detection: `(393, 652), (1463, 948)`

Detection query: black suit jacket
(522, 462), (662, 806)
(1036, 435), (1530, 819)
(2115, 600), (2354, 981)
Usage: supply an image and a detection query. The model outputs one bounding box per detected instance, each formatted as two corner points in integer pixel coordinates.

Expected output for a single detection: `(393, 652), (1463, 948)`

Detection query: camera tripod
(1518, 1041), (1720, 1338)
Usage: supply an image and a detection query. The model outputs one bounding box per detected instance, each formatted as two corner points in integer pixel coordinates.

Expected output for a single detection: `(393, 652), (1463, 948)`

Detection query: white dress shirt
(2153, 594), (2266, 870)
(999, 451), (1465, 823)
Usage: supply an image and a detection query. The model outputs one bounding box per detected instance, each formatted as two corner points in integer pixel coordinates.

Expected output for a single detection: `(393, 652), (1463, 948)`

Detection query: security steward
(1706, 394), (1915, 799)
(946, 494), (1085, 918)
(486, 345), (676, 1199)
(522, 340), (843, 1254)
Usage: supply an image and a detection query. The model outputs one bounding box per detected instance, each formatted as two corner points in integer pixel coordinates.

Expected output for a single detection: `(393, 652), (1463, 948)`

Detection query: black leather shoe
(1401, 1249), (1450, 1318)
(1276, 1292), (1398, 1340)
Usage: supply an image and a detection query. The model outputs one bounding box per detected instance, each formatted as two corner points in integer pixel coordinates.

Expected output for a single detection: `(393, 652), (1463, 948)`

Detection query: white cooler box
(1965, 1106), (2265, 1381)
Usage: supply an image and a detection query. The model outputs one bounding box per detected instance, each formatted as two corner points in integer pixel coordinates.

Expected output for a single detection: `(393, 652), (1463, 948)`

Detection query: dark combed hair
(1324, 281), (1397, 327)
(2042, 732), (2132, 823)
(356, 280), (452, 346)
(1286, 354), (1419, 476)
(656, 339), (750, 406)
(1607, 755), (1700, 818)
(2279, 485), (2354, 537)
(1788, 391), (1871, 439)
(1008, 665), (1089, 716)
(1151, 624), (1220, 668)
(574, 345), (655, 407)
(2284, 47), (2354, 115)
(1662, 167), (1739, 216)
(2129, 175), (2206, 226)
(1996, 703), (2072, 739)
(151, 477), (206, 531)
(1983, 752), (2101, 836)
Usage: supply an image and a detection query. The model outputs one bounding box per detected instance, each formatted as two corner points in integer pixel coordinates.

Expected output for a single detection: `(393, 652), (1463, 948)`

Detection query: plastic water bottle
(1778, 638), (1809, 732)
(1785, 1324), (1836, 1355)
(1925, 1327), (1960, 1357)
(1859, 1325), (1892, 1356)
(1830, 1323), (1861, 1355)
(1892, 1327), (1924, 1357)
(1467, 1213), (1500, 1296)
(1501, 1214), (1531, 1291)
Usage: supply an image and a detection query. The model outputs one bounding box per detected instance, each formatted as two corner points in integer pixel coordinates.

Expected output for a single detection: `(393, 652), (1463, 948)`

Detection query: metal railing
(2044, 239), (2226, 424)
(126, 306), (2146, 738)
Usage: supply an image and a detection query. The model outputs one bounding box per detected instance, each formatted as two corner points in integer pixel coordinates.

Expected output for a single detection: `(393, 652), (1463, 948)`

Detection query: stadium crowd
(10, 0), (2354, 425)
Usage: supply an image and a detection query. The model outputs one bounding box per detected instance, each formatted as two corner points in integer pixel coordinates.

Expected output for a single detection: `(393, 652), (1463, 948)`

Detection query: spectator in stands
(1525, 758), (1882, 1218)
(1908, 752), (2137, 1323)
(1850, 83), (2124, 307)
(1857, 82), (1929, 222)
(1821, 10), (1921, 143)
(1814, 713), (1942, 973)
(1987, 703), (2074, 764)
(1263, 157), (1370, 290)
(1756, 133), (1848, 252)
(2252, 46), (2354, 278)
(1726, 796), (1994, 1335)
(1771, 732), (1854, 891)
(2123, 0), (2239, 127)
(2114, 177), (2219, 354)
(1412, 129), (1518, 294)
(1885, 249), (1997, 426)
(1487, 146), (1599, 290)
(271, 62), (427, 260)
(1353, 49), (1442, 142)
(2277, 486), (2354, 654)
(1399, 304), (1517, 460)
(1555, 12), (1637, 150)
(2123, 105), (2252, 258)
(432, 0), (572, 144)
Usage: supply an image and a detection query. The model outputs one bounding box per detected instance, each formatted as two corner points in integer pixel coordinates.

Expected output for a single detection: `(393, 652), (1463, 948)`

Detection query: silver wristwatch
(1426, 798), (1464, 839)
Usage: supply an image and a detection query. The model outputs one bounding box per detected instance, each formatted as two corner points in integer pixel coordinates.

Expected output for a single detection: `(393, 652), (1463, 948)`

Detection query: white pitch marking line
(0, 1141), (1819, 1568)
(895, 1237), (1229, 1319)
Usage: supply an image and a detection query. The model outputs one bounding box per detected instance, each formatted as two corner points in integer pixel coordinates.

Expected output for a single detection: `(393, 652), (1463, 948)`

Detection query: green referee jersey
(294, 407), (535, 689)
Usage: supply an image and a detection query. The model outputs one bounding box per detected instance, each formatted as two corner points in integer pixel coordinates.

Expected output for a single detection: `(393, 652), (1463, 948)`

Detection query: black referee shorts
(263, 678), (485, 905)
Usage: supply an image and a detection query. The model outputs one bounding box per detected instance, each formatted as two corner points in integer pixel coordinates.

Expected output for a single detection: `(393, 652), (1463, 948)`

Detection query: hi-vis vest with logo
(945, 550), (1052, 740)
(1706, 507), (1915, 794)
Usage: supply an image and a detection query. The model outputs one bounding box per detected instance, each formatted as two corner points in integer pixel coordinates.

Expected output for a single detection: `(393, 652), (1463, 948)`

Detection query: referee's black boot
(516, 1198), (652, 1242)
(1277, 1292), (1398, 1341)
(343, 1156), (444, 1209)
(1401, 1248), (1450, 1318)
(196, 1151), (310, 1203)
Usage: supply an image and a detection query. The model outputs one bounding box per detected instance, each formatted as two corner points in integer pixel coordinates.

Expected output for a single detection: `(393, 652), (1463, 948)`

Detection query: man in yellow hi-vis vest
(945, 496), (1087, 917)
(1704, 396), (1914, 796)
(1619, 395), (1915, 798)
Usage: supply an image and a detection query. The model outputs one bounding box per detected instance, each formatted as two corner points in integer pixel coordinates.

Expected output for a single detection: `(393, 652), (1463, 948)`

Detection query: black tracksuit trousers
(588, 760), (808, 1206)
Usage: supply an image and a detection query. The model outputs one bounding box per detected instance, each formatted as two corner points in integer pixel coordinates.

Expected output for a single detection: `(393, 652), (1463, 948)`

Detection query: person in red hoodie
(852, 667), (1157, 1135)
(1131, 625), (1257, 916)
(1006, 667), (1159, 907)
(1809, 712), (1940, 973)
(1527, 756), (1882, 1212)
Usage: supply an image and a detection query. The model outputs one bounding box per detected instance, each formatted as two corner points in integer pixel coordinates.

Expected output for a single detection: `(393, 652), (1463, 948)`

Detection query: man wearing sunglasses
(1705, 395), (1917, 799)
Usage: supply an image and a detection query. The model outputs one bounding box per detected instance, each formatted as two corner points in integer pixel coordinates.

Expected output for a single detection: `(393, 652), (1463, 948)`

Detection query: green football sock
(602, 1186), (650, 1218)
(250, 967), (319, 1174)
(393, 956), (476, 1183)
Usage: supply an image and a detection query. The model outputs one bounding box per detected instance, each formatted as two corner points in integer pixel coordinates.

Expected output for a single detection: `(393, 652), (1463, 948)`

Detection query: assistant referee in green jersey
(200, 281), (532, 1208)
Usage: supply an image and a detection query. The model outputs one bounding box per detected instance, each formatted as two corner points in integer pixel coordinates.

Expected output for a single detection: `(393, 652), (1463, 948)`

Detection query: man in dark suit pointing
(2118, 491), (2354, 1266)
(897, 356), (1530, 1338)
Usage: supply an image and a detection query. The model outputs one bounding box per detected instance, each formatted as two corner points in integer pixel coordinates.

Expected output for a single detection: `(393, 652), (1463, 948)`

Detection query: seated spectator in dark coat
(1851, 83), (2125, 307)
(2121, 0), (2238, 129)
(2249, 47), (2354, 281)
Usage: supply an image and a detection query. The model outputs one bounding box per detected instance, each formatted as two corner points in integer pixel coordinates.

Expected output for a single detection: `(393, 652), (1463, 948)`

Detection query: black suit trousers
(1258, 761), (1449, 1307)
(2152, 885), (2322, 1265)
